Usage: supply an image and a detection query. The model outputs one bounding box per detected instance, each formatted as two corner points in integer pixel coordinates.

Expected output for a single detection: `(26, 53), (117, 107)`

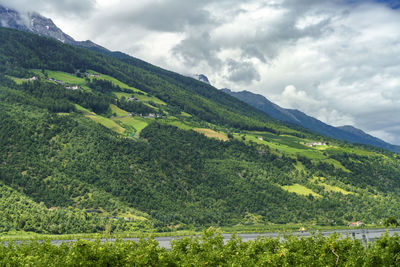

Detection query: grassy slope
(114, 92), (166, 105)
(46, 68), (391, 181)
(0, 27), (311, 136)
(113, 116), (149, 137)
(86, 114), (126, 134)
(281, 184), (321, 198)
(7, 69), (393, 181)
(87, 70), (143, 93)
(110, 104), (130, 117)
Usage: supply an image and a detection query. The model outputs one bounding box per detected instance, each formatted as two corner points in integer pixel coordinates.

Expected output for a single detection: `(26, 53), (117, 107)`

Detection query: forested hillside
(0, 27), (399, 234)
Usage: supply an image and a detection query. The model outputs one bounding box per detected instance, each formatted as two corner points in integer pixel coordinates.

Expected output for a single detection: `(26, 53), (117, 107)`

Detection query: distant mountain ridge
(0, 5), (108, 52)
(222, 89), (400, 153)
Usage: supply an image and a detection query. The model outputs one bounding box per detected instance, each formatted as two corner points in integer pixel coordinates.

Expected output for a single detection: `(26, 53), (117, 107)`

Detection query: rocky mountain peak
(0, 5), (74, 44)
(192, 74), (211, 85)
(0, 4), (108, 51)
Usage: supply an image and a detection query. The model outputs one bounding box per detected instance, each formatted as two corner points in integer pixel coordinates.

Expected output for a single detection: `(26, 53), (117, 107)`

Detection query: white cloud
(0, 0), (96, 18)
(277, 85), (354, 126)
(281, 85), (318, 110)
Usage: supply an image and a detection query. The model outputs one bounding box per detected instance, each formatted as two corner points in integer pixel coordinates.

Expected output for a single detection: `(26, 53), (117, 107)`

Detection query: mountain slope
(222, 89), (400, 153)
(0, 27), (400, 233)
(3, 4), (397, 153)
(338, 125), (393, 148)
(0, 27), (307, 134)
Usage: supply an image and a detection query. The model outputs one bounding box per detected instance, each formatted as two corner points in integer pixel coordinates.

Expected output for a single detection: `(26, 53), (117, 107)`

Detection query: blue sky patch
(347, 0), (400, 8)
(376, 0), (400, 8)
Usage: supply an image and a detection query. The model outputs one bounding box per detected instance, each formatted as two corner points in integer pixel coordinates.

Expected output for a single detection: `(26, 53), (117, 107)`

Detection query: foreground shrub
(0, 228), (399, 266)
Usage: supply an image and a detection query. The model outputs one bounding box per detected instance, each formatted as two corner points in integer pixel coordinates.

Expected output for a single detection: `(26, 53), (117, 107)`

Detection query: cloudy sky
(2, 0), (400, 144)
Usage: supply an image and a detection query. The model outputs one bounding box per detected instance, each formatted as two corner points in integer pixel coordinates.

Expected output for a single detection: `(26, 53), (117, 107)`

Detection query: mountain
(1, 4), (398, 153)
(1, 26), (400, 233)
(0, 5), (108, 52)
(222, 89), (400, 153)
(192, 74), (211, 84)
(337, 125), (394, 148)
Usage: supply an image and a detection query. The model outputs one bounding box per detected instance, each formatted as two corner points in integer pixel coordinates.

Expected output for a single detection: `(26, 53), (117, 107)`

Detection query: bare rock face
(29, 15), (76, 44)
(0, 5), (74, 43)
(0, 6), (28, 31)
(0, 5), (107, 51)
(192, 74), (211, 85)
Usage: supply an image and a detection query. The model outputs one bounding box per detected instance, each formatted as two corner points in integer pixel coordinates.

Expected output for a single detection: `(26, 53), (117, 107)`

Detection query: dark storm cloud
(0, 0), (96, 17)
(172, 31), (222, 67)
(226, 59), (260, 84)
(88, 0), (231, 34)
(108, 0), (217, 32)
(241, 44), (267, 63)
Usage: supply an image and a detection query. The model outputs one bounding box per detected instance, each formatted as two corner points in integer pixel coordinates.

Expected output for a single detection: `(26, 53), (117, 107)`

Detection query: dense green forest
(1, 228), (400, 266)
(0, 27), (399, 234)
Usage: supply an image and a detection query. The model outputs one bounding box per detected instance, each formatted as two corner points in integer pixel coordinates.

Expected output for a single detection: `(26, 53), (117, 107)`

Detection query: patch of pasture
(75, 104), (95, 115)
(110, 104), (130, 117)
(86, 115), (126, 134)
(113, 116), (149, 137)
(281, 184), (321, 198)
(193, 128), (229, 141)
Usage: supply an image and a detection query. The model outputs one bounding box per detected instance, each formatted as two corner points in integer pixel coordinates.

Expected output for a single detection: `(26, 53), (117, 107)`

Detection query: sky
(2, 0), (400, 145)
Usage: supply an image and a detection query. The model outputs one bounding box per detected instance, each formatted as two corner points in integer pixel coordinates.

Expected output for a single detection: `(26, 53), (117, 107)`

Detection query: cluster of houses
(48, 78), (81, 90)
(305, 141), (328, 147)
(48, 78), (65, 84)
(47, 73), (100, 90)
(23, 76), (38, 81)
(128, 113), (162, 119)
(86, 73), (101, 78)
(66, 85), (81, 90)
(144, 113), (162, 118)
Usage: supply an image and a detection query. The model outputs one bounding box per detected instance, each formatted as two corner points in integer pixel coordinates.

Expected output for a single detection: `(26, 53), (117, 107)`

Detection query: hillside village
(305, 141), (328, 147)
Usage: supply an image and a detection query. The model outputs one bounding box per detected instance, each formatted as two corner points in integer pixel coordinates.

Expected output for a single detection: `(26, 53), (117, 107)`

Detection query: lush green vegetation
(0, 28), (293, 132)
(0, 27), (399, 235)
(1, 228), (399, 266)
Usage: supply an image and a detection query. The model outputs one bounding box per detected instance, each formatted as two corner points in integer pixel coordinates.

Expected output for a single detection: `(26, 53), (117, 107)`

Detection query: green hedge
(1, 228), (399, 266)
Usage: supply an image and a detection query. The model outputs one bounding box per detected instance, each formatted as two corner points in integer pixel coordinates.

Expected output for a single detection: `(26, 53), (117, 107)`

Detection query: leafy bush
(1, 229), (399, 266)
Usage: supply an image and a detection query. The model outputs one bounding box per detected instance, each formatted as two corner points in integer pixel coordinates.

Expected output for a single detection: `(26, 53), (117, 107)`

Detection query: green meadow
(281, 184), (321, 198)
(110, 104), (130, 117)
(86, 114), (126, 134)
(113, 116), (149, 137)
(87, 70), (144, 93)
